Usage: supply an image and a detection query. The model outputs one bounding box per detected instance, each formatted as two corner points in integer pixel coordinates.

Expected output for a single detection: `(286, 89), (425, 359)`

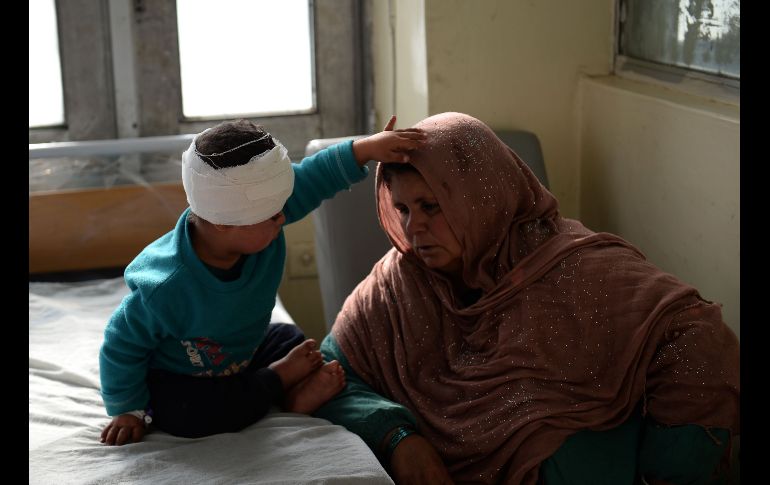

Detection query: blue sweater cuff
(333, 139), (369, 187)
(103, 388), (150, 417)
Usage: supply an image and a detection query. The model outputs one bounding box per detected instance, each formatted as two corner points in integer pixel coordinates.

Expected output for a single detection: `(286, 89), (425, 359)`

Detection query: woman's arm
(314, 334), (417, 456)
(314, 334), (453, 483)
(386, 432), (454, 484)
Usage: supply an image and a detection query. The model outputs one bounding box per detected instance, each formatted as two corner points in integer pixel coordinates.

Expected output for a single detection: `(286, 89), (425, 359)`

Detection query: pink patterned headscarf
(332, 112), (739, 484)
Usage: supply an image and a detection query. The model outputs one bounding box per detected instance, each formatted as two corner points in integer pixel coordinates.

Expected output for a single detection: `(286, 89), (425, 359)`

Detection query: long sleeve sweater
(99, 140), (367, 416)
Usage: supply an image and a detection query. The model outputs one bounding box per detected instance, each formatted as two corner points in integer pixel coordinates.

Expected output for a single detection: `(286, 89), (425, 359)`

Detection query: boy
(100, 116), (425, 446)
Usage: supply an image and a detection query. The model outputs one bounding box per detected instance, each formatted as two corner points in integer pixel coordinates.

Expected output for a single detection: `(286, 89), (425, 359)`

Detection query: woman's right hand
(389, 433), (455, 484)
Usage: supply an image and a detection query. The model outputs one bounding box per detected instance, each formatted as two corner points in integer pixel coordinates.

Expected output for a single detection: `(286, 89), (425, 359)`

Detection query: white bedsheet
(29, 277), (393, 484)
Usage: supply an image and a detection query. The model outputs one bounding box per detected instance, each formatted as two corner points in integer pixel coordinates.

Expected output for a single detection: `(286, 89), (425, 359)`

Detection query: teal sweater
(99, 140), (367, 417)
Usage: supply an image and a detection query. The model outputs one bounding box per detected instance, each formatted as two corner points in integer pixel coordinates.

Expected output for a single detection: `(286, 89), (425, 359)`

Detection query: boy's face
(223, 211), (286, 254)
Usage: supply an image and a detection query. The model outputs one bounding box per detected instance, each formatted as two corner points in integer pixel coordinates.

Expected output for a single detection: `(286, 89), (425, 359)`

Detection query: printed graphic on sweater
(180, 338), (230, 368)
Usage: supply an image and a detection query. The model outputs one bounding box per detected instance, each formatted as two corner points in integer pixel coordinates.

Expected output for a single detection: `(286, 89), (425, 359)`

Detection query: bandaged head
(181, 129), (295, 225)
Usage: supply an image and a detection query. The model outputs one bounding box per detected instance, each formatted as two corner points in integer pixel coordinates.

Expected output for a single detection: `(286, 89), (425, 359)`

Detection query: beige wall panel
(579, 76), (739, 338)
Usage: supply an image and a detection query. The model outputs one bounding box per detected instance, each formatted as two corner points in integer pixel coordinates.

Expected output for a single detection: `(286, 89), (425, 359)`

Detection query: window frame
(613, 0), (740, 104)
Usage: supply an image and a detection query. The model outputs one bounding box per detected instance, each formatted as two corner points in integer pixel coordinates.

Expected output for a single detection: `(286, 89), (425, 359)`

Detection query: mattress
(29, 276), (393, 484)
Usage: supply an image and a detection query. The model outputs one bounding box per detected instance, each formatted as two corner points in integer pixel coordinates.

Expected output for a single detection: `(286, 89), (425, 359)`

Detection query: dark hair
(195, 119), (276, 169)
(381, 163), (421, 189)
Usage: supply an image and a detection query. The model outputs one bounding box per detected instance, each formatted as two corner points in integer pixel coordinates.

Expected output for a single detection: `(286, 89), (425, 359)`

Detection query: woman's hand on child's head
(352, 115), (427, 166)
(100, 414), (146, 446)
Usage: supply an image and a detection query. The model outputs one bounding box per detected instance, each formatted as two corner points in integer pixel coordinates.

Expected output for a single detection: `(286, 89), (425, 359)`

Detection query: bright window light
(29, 0), (65, 128)
(620, 0), (740, 79)
(177, 0), (314, 119)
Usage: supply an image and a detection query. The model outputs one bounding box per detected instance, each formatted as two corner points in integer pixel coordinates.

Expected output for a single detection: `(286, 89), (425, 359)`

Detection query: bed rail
(29, 134), (196, 159)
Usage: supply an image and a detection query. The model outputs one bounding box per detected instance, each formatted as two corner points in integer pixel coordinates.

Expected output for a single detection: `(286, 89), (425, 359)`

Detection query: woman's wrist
(382, 425), (417, 465)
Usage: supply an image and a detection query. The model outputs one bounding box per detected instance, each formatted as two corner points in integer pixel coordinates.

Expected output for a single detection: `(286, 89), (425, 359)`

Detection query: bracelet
(143, 408), (154, 426)
(385, 425), (416, 464)
(126, 408), (153, 427)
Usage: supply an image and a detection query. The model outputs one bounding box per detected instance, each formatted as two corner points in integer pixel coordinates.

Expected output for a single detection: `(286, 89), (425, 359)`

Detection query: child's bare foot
(285, 360), (346, 414)
(268, 339), (323, 389)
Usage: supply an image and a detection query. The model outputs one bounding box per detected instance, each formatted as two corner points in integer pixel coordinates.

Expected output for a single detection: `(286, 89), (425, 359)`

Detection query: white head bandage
(181, 130), (295, 225)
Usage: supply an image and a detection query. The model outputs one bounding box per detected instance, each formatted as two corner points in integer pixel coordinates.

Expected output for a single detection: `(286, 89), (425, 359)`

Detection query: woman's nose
(405, 213), (425, 236)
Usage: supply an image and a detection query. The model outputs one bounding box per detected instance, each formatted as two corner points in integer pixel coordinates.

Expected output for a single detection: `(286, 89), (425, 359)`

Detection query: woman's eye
(422, 202), (439, 213)
(394, 205), (408, 215)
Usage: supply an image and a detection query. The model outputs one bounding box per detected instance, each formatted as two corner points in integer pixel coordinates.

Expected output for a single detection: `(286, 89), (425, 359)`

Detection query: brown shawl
(332, 112), (739, 484)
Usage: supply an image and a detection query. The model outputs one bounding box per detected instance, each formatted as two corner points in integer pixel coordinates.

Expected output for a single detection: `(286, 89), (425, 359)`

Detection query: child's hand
(352, 115), (427, 166)
(100, 413), (146, 446)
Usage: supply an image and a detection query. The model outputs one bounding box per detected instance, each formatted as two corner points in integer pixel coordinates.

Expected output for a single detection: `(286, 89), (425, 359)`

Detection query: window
(28, 0), (65, 128)
(617, 0), (739, 96)
(28, 1), (116, 143)
(177, 0), (314, 119)
(29, 0), (370, 159)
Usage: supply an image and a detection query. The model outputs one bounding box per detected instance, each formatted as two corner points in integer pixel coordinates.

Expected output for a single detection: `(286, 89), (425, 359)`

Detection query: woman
(314, 112), (739, 484)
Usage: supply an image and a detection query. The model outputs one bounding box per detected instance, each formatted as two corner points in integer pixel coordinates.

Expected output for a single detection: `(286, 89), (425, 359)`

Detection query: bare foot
(285, 360), (346, 414)
(268, 339), (323, 390)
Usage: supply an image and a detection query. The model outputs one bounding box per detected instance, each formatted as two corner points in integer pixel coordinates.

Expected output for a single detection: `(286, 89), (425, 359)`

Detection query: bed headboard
(29, 135), (193, 274)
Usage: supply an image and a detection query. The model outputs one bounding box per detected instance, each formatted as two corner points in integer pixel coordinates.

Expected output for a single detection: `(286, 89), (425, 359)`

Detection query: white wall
(278, 217), (327, 342)
(370, 0), (429, 129)
(421, 0), (613, 218)
(579, 75), (740, 338)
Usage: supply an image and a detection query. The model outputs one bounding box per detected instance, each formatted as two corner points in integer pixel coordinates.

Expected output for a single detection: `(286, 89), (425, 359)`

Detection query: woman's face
(389, 170), (462, 275)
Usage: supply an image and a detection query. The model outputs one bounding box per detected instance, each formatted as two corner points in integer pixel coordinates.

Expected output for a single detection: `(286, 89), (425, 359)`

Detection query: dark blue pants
(147, 323), (305, 438)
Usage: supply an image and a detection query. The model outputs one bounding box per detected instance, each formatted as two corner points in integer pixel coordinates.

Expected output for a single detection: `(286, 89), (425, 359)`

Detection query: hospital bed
(28, 135), (394, 484)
